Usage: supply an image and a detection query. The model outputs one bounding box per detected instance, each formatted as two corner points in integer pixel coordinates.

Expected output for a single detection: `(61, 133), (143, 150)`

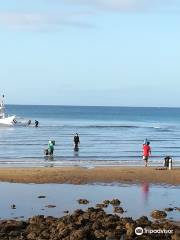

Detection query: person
(48, 140), (54, 156)
(74, 133), (80, 150)
(142, 141), (151, 167)
(35, 120), (39, 127)
(27, 120), (31, 126)
(13, 119), (17, 124)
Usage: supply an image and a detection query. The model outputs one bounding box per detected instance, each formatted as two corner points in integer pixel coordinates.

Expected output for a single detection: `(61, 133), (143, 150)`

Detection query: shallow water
(1, 105), (180, 167)
(0, 182), (179, 221)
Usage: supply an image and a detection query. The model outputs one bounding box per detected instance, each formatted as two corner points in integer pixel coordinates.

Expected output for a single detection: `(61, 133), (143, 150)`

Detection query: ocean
(0, 105), (180, 167)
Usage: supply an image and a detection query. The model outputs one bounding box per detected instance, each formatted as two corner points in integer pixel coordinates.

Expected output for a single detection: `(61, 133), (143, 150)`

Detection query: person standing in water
(35, 120), (39, 127)
(27, 120), (31, 126)
(48, 140), (54, 156)
(142, 141), (151, 167)
(74, 133), (80, 150)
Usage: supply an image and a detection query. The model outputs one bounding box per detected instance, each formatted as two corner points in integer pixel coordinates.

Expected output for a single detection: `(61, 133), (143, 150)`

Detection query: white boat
(0, 95), (16, 126)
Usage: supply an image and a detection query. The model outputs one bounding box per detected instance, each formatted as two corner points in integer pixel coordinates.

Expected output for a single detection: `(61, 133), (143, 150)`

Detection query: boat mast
(0, 95), (5, 118)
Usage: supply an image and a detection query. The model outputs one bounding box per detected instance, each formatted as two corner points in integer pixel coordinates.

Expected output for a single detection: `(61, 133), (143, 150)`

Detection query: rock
(113, 207), (124, 214)
(0, 220), (26, 232)
(96, 203), (108, 209)
(63, 210), (69, 214)
(0, 205), (178, 240)
(110, 199), (121, 206)
(94, 230), (105, 238)
(27, 232), (37, 239)
(38, 196), (46, 199)
(171, 229), (180, 240)
(9, 230), (21, 237)
(70, 229), (87, 239)
(105, 230), (116, 238)
(45, 205), (56, 208)
(136, 216), (151, 227)
(151, 210), (167, 219)
(58, 228), (71, 237)
(106, 238), (117, 240)
(174, 207), (180, 211)
(92, 221), (102, 230)
(164, 208), (174, 212)
(77, 199), (89, 204)
(74, 209), (84, 215)
(81, 212), (90, 220)
(11, 204), (16, 209)
(103, 200), (111, 205)
(29, 215), (45, 225)
(76, 215), (89, 225)
(125, 222), (135, 237)
(41, 230), (50, 239)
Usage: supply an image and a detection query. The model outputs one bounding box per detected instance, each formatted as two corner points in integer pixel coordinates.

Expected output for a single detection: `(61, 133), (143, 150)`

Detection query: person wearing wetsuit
(35, 120), (39, 127)
(74, 133), (80, 150)
(27, 120), (31, 126)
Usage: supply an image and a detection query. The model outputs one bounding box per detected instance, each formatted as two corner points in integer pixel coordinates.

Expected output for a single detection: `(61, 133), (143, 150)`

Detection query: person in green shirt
(48, 140), (54, 156)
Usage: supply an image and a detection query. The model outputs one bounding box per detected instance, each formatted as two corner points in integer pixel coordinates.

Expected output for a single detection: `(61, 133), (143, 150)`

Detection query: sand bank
(0, 167), (179, 185)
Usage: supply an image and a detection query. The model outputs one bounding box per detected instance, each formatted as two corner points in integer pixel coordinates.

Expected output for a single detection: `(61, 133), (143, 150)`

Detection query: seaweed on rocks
(0, 207), (178, 240)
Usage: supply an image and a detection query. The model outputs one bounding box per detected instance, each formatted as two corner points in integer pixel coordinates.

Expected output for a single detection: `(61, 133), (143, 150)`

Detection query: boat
(0, 95), (16, 126)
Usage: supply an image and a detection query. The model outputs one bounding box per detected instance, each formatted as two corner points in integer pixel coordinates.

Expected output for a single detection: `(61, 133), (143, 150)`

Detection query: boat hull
(0, 116), (16, 126)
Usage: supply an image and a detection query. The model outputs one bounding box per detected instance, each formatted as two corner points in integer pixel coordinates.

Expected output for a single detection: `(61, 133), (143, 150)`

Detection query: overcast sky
(0, 0), (180, 106)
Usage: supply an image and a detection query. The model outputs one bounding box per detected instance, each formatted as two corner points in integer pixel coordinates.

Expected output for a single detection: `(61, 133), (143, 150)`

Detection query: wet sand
(0, 167), (179, 185)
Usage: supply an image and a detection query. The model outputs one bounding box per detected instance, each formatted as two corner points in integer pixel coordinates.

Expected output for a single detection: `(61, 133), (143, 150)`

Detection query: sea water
(0, 105), (180, 167)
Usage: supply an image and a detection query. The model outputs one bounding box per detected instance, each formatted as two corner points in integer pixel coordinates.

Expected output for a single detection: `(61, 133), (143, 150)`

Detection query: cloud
(0, 11), (94, 30)
(62, 0), (180, 12)
(0, 0), (179, 31)
(64, 0), (148, 11)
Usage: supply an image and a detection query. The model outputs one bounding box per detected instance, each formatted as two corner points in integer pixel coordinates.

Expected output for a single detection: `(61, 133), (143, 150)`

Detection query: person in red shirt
(143, 141), (151, 167)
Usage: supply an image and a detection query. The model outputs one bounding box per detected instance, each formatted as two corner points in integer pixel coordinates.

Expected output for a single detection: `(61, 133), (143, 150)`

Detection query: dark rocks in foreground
(151, 210), (167, 219)
(110, 199), (121, 206)
(113, 206), (124, 214)
(0, 208), (179, 240)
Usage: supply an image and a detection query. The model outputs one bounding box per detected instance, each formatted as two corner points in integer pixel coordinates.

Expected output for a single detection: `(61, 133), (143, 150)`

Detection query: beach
(0, 171), (179, 239)
(1, 106), (180, 239)
(0, 166), (179, 185)
(0, 166), (179, 240)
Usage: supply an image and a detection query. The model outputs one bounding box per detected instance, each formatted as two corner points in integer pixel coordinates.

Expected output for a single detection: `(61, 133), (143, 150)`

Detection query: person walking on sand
(142, 141), (151, 167)
(74, 133), (80, 150)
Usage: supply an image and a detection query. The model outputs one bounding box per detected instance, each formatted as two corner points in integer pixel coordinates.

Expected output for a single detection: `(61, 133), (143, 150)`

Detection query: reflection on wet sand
(141, 183), (150, 203)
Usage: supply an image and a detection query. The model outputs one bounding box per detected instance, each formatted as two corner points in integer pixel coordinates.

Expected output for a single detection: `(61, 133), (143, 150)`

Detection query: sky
(0, 0), (180, 107)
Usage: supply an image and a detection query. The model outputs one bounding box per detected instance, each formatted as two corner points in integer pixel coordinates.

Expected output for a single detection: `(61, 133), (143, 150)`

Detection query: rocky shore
(0, 206), (179, 240)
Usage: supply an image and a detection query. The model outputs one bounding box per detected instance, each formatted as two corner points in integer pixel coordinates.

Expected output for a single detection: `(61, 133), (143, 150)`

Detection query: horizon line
(6, 104), (180, 109)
